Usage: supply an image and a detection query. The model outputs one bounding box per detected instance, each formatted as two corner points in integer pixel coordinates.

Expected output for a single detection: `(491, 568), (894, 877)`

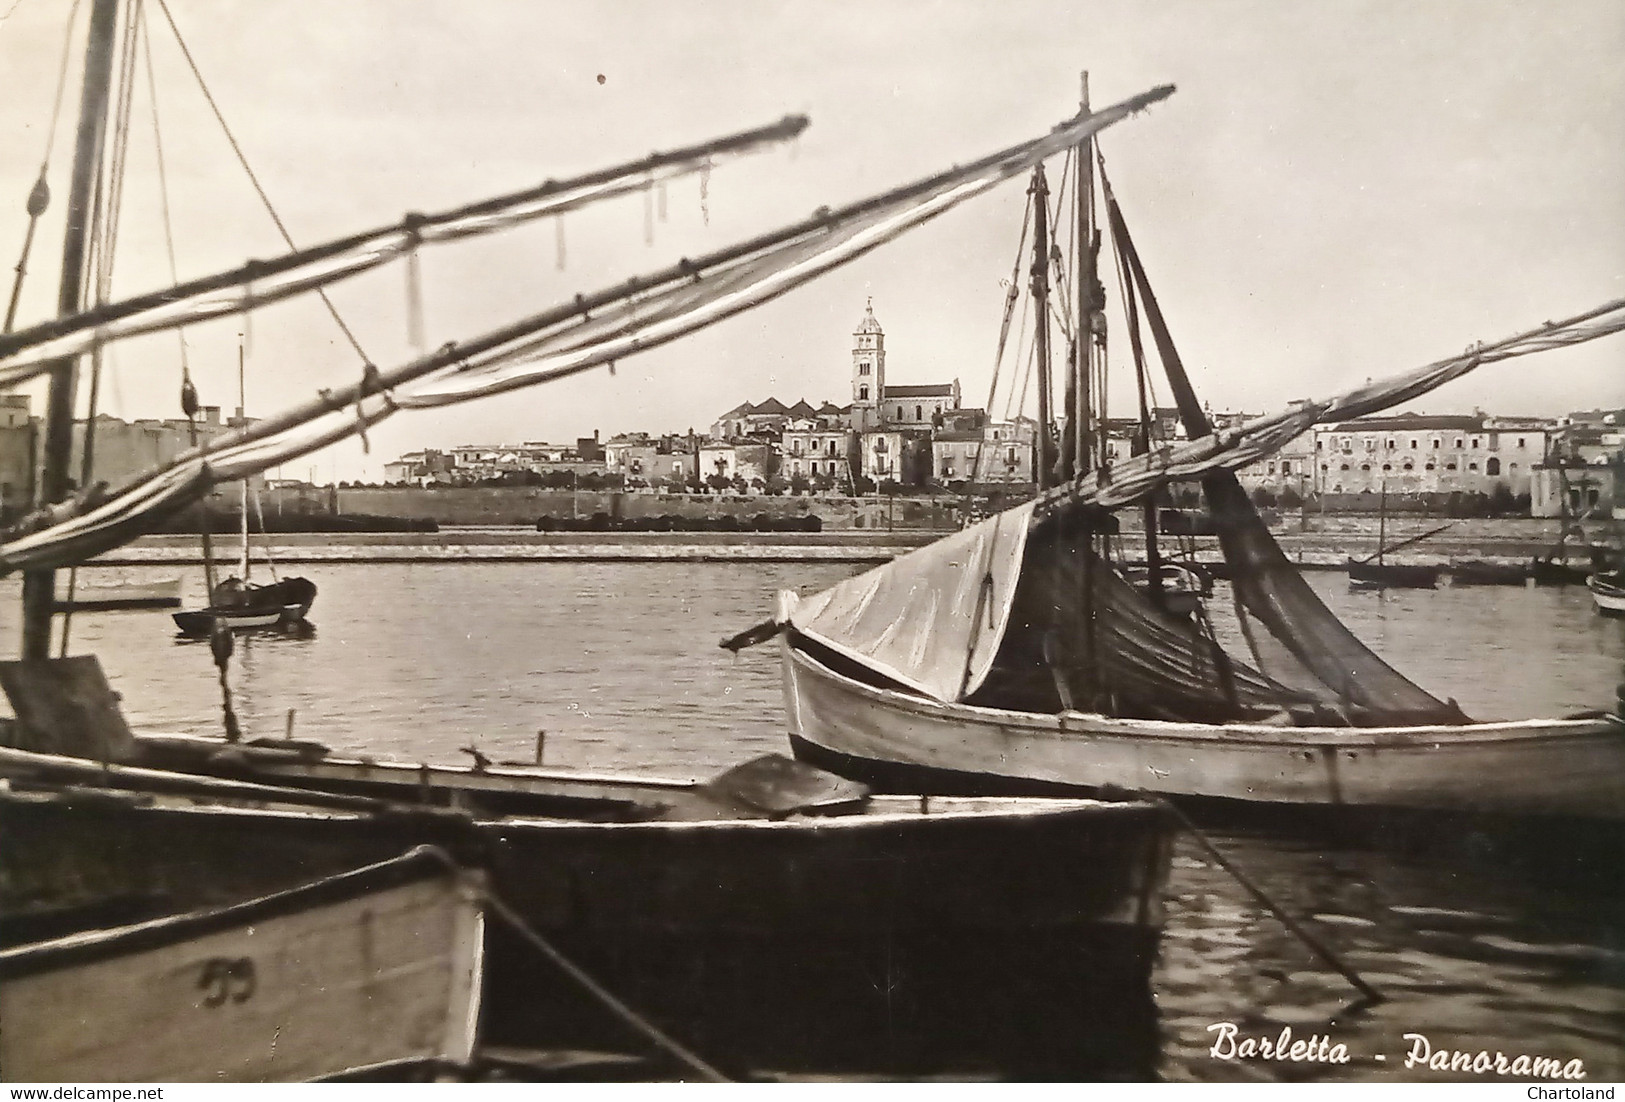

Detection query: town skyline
(1, 2), (1621, 486)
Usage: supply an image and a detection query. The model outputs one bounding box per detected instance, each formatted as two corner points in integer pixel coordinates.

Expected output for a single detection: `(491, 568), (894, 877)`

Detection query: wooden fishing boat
(725, 123), (1625, 839)
(52, 576), (182, 611)
(172, 575), (318, 636)
(0, 742), (1172, 1078)
(0, 845), (485, 1083)
(1346, 486), (1445, 588)
(1589, 571), (1625, 617)
(780, 627), (1623, 821)
(1347, 559), (1441, 589)
(1530, 556), (1593, 586)
(1448, 559), (1529, 586)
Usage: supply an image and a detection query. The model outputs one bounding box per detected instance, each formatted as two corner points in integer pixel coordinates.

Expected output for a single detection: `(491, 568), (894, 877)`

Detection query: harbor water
(4, 561), (1623, 1081)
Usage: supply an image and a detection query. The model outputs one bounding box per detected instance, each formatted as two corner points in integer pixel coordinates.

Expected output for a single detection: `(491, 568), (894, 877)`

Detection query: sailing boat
(731, 88), (1625, 830)
(172, 343), (316, 636)
(1345, 482), (1442, 589)
(1, 8), (1178, 1075)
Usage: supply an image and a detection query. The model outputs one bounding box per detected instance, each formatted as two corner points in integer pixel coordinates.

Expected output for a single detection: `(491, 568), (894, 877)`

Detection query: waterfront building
(604, 433), (699, 490)
(1530, 411), (1624, 518)
(382, 448), (455, 485)
(782, 425), (851, 487)
(931, 415), (1037, 486)
(1309, 412), (1550, 498)
(698, 441), (774, 489)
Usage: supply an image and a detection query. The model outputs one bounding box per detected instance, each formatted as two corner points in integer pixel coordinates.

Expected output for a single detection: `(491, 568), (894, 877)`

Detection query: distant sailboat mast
(237, 336), (250, 583)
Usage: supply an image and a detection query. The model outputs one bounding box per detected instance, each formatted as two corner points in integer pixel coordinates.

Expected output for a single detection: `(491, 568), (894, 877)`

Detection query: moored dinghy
(0, 847), (485, 1083)
(1589, 571), (1625, 617)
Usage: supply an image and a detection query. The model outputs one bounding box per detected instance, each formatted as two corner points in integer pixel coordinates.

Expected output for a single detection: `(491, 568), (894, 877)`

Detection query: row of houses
(1230, 409), (1624, 516)
(370, 304), (1620, 511)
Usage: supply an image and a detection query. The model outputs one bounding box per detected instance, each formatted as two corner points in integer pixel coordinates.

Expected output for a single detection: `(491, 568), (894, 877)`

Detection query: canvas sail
(1105, 191), (1469, 724)
(786, 503), (1035, 702)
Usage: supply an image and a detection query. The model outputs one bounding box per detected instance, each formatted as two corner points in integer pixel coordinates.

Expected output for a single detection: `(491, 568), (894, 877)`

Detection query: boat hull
(1, 764), (1170, 1078)
(1590, 574), (1625, 617)
(1448, 560), (1529, 586)
(173, 577), (317, 635)
(0, 847), (483, 1083)
(782, 636), (1625, 824)
(1347, 560), (1441, 588)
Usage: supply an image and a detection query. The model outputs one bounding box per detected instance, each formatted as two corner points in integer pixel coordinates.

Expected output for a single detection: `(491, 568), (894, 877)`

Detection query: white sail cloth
(783, 502), (1036, 702)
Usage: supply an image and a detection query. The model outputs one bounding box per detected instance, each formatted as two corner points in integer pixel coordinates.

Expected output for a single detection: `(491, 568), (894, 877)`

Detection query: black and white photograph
(0, 0), (1621, 1086)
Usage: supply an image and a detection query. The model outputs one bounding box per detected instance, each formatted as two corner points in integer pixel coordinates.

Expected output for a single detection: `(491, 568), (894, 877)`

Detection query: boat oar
(1354, 522), (1454, 566)
(719, 617), (783, 652)
(1113, 787), (1384, 1004)
(468, 881), (730, 1082)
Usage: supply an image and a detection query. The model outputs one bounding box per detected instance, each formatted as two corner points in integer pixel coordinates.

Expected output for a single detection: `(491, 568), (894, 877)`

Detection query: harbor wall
(260, 486), (966, 531)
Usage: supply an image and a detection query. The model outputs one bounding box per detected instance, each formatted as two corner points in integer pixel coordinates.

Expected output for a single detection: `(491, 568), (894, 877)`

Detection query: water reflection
(2, 562), (1622, 1080)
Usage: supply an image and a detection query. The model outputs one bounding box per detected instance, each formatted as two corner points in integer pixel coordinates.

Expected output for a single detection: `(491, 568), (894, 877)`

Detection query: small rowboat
(1589, 572), (1625, 617)
(0, 846), (485, 1083)
(172, 576), (318, 636)
(1347, 559), (1441, 589)
(1449, 560), (1529, 587)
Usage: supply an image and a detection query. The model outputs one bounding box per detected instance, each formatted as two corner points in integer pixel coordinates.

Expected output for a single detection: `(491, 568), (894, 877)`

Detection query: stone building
(1309, 413), (1548, 497)
(931, 416), (1036, 485)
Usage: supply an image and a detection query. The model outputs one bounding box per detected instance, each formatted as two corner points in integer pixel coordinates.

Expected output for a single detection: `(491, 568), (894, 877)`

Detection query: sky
(0, 0), (1621, 483)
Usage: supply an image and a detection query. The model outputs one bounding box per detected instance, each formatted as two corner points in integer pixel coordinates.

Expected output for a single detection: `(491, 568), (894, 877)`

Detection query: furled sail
(785, 503), (1034, 701)
(0, 86), (1178, 575)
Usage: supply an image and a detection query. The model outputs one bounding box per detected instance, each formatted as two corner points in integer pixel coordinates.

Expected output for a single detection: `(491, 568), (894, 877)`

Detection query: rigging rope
(152, 0), (372, 366)
(139, 1), (188, 379)
(0, 89), (1181, 570)
(967, 190), (1032, 499)
(0, 114), (811, 382)
(2, 0), (84, 334)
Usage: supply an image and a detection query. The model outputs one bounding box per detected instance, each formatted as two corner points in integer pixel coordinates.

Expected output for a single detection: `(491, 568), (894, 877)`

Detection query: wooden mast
(1029, 165), (1053, 491)
(237, 337), (251, 581)
(1075, 73), (1096, 478)
(20, 0), (121, 660)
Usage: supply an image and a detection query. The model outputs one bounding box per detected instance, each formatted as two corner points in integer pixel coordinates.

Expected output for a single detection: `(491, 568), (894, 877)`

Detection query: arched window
(1486, 457), (1501, 476)
(916, 405), (923, 420)
(859, 385), (869, 400)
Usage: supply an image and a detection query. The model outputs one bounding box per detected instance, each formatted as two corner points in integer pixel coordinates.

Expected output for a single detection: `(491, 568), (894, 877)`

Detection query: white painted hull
(0, 848), (484, 1082)
(1589, 575), (1625, 617)
(782, 637), (1625, 821)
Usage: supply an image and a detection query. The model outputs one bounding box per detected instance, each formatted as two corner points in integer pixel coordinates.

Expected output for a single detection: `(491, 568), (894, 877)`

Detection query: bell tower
(851, 298), (885, 430)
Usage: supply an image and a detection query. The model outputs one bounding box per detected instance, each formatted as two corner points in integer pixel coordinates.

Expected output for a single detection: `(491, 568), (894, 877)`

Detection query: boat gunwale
(0, 845), (477, 981)
(786, 633), (1620, 749)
